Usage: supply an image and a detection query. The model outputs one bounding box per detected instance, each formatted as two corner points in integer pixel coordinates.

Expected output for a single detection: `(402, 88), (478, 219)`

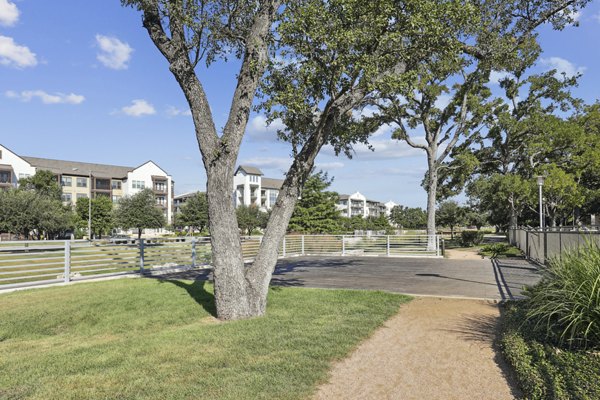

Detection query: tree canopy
(288, 172), (340, 234)
(114, 189), (165, 239)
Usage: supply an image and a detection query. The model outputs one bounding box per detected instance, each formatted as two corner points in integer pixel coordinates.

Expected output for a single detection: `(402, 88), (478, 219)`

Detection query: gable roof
(22, 156), (134, 179)
(261, 177), (284, 190)
(235, 165), (264, 176)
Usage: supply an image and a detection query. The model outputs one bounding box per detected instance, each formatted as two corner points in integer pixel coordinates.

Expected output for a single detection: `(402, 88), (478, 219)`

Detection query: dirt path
(445, 248), (485, 260)
(313, 297), (520, 400)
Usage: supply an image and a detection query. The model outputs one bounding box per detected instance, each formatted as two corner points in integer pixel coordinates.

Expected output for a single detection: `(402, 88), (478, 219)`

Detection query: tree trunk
(206, 162), (253, 320)
(426, 154), (438, 250)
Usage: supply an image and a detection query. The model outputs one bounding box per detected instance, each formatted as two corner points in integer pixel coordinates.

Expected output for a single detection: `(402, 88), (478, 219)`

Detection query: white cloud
(540, 57), (585, 78)
(0, 35), (37, 68)
(246, 115), (286, 141)
(166, 105), (192, 117)
(121, 99), (156, 117)
(0, 0), (18, 26)
(324, 138), (424, 161)
(593, 12), (600, 23)
(240, 157), (292, 171)
(434, 94), (452, 110)
(5, 90), (85, 104)
(95, 34), (133, 70)
(315, 161), (345, 170)
(489, 70), (511, 85)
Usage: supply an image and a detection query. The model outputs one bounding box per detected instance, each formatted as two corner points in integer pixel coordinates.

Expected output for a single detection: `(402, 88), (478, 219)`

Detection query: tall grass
(524, 241), (600, 349)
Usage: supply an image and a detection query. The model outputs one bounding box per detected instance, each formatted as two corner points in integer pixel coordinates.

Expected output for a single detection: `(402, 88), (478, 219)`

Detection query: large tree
(236, 205), (268, 236)
(390, 206), (427, 230)
(368, 0), (587, 242)
(122, 0), (477, 320)
(114, 189), (165, 239)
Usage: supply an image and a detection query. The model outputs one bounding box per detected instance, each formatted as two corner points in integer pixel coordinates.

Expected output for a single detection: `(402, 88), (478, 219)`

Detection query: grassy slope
(0, 278), (409, 400)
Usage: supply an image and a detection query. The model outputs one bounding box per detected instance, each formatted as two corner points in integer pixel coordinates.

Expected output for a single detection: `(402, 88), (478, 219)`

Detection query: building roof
(22, 156), (134, 179)
(261, 177), (283, 190)
(235, 165), (264, 176)
(174, 191), (201, 200)
(339, 194), (350, 200)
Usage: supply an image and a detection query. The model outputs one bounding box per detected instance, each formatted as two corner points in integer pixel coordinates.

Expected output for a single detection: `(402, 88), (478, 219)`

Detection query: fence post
(191, 237), (197, 268)
(64, 241), (71, 283)
(139, 239), (145, 274)
(525, 230), (529, 260)
(301, 235), (305, 256)
(386, 235), (390, 256)
(282, 237), (286, 258)
(436, 235), (440, 257)
(342, 235), (346, 256)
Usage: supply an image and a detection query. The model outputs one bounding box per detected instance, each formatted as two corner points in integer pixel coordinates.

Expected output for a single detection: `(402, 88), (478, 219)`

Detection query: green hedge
(500, 302), (600, 399)
(460, 230), (485, 247)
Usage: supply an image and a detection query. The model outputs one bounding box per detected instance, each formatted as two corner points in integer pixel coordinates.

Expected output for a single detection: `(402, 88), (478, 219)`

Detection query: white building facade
(337, 192), (391, 218)
(233, 165), (283, 211)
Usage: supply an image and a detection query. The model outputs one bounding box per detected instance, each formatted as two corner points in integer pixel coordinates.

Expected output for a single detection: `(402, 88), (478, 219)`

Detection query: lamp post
(537, 175), (545, 230)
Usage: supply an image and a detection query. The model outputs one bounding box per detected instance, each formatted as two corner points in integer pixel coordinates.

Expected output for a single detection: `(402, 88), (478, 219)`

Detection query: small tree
(18, 169), (62, 201)
(114, 189), (165, 239)
(236, 205), (267, 236)
(177, 192), (209, 234)
(436, 201), (466, 239)
(288, 172), (340, 234)
(75, 196), (114, 238)
(390, 206), (428, 230)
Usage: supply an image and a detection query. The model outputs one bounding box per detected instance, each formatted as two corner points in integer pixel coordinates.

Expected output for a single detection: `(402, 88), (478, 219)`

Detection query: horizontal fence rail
(0, 234), (440, 290)
(509, 228), (600, 265)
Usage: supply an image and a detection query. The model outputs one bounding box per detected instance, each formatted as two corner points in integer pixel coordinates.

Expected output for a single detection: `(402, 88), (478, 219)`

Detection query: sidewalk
(313, 297), (521, 400)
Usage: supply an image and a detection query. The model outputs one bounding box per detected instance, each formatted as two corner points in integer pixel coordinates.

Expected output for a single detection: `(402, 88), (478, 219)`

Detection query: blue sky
(1, 1), (599, 207)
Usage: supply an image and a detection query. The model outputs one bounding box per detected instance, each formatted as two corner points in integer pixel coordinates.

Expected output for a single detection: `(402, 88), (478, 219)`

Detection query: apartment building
(0, 144), (174, 224)
(337, 192), (391, 218)
(233, 165), (283, 211)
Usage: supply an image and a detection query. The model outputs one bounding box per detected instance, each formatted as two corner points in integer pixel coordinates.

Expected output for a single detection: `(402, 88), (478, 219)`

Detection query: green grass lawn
(0, 278), (409, 400)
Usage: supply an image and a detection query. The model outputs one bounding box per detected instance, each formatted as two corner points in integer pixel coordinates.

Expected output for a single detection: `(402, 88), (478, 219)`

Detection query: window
(156, 196), (166, 205)
(61, 176), (72, 187)
(0, 170), (10, 184)
(154, 182), (166, 192)
(112, 195), (121, 203)
(76, 194), (88, 199)
(76, 177), (87, 188)
(0, 150), (2, 159)
(269, 190), (278, 205)
(132, 180), (145, 189)
(111, 180), (122, 190)
(18, 173), (31, 180)
(95, 178), (110, 190)
(61, 193), (72, 203)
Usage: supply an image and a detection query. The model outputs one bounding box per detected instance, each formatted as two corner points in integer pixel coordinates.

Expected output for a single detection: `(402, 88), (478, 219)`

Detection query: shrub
(500, 302), (600, 399)
(524, 241), (600, 350)
(459, 230), (485, 247)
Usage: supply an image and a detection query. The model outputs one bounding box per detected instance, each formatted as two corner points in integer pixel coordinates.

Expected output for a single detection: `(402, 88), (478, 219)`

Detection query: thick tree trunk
(206, 162), (253, 320)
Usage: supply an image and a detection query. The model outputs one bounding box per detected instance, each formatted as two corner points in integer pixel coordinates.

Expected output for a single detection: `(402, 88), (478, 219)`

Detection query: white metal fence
(0, 234), (440, 290)
(508, 228), (600, 265)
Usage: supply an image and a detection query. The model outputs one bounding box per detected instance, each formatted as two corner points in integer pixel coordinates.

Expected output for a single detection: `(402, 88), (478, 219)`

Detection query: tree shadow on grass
(157, 279), (217, 317)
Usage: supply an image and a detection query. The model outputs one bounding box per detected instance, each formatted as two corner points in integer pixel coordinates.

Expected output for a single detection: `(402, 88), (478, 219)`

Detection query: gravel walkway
(313, 297), (521, 400)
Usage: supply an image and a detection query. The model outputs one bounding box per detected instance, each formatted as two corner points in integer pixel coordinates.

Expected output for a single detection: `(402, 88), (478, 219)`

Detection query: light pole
(537, 175), (545, 230)
(72, 168), (93, 240)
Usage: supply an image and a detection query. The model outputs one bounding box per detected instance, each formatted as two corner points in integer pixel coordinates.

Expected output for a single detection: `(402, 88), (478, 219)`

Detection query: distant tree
(464, 209), (488, 230)
(288, 172), (340, 234)
(177, 192), (209, 233)
(114, 189), (165, 239)
(75, 197), (115, 238)
(436, 201), (466, 239)
(18, 169), (62, 201)
(0, 189), (72, 239)
(390, 206), (428, 230)
(236, 205), (267, 236)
